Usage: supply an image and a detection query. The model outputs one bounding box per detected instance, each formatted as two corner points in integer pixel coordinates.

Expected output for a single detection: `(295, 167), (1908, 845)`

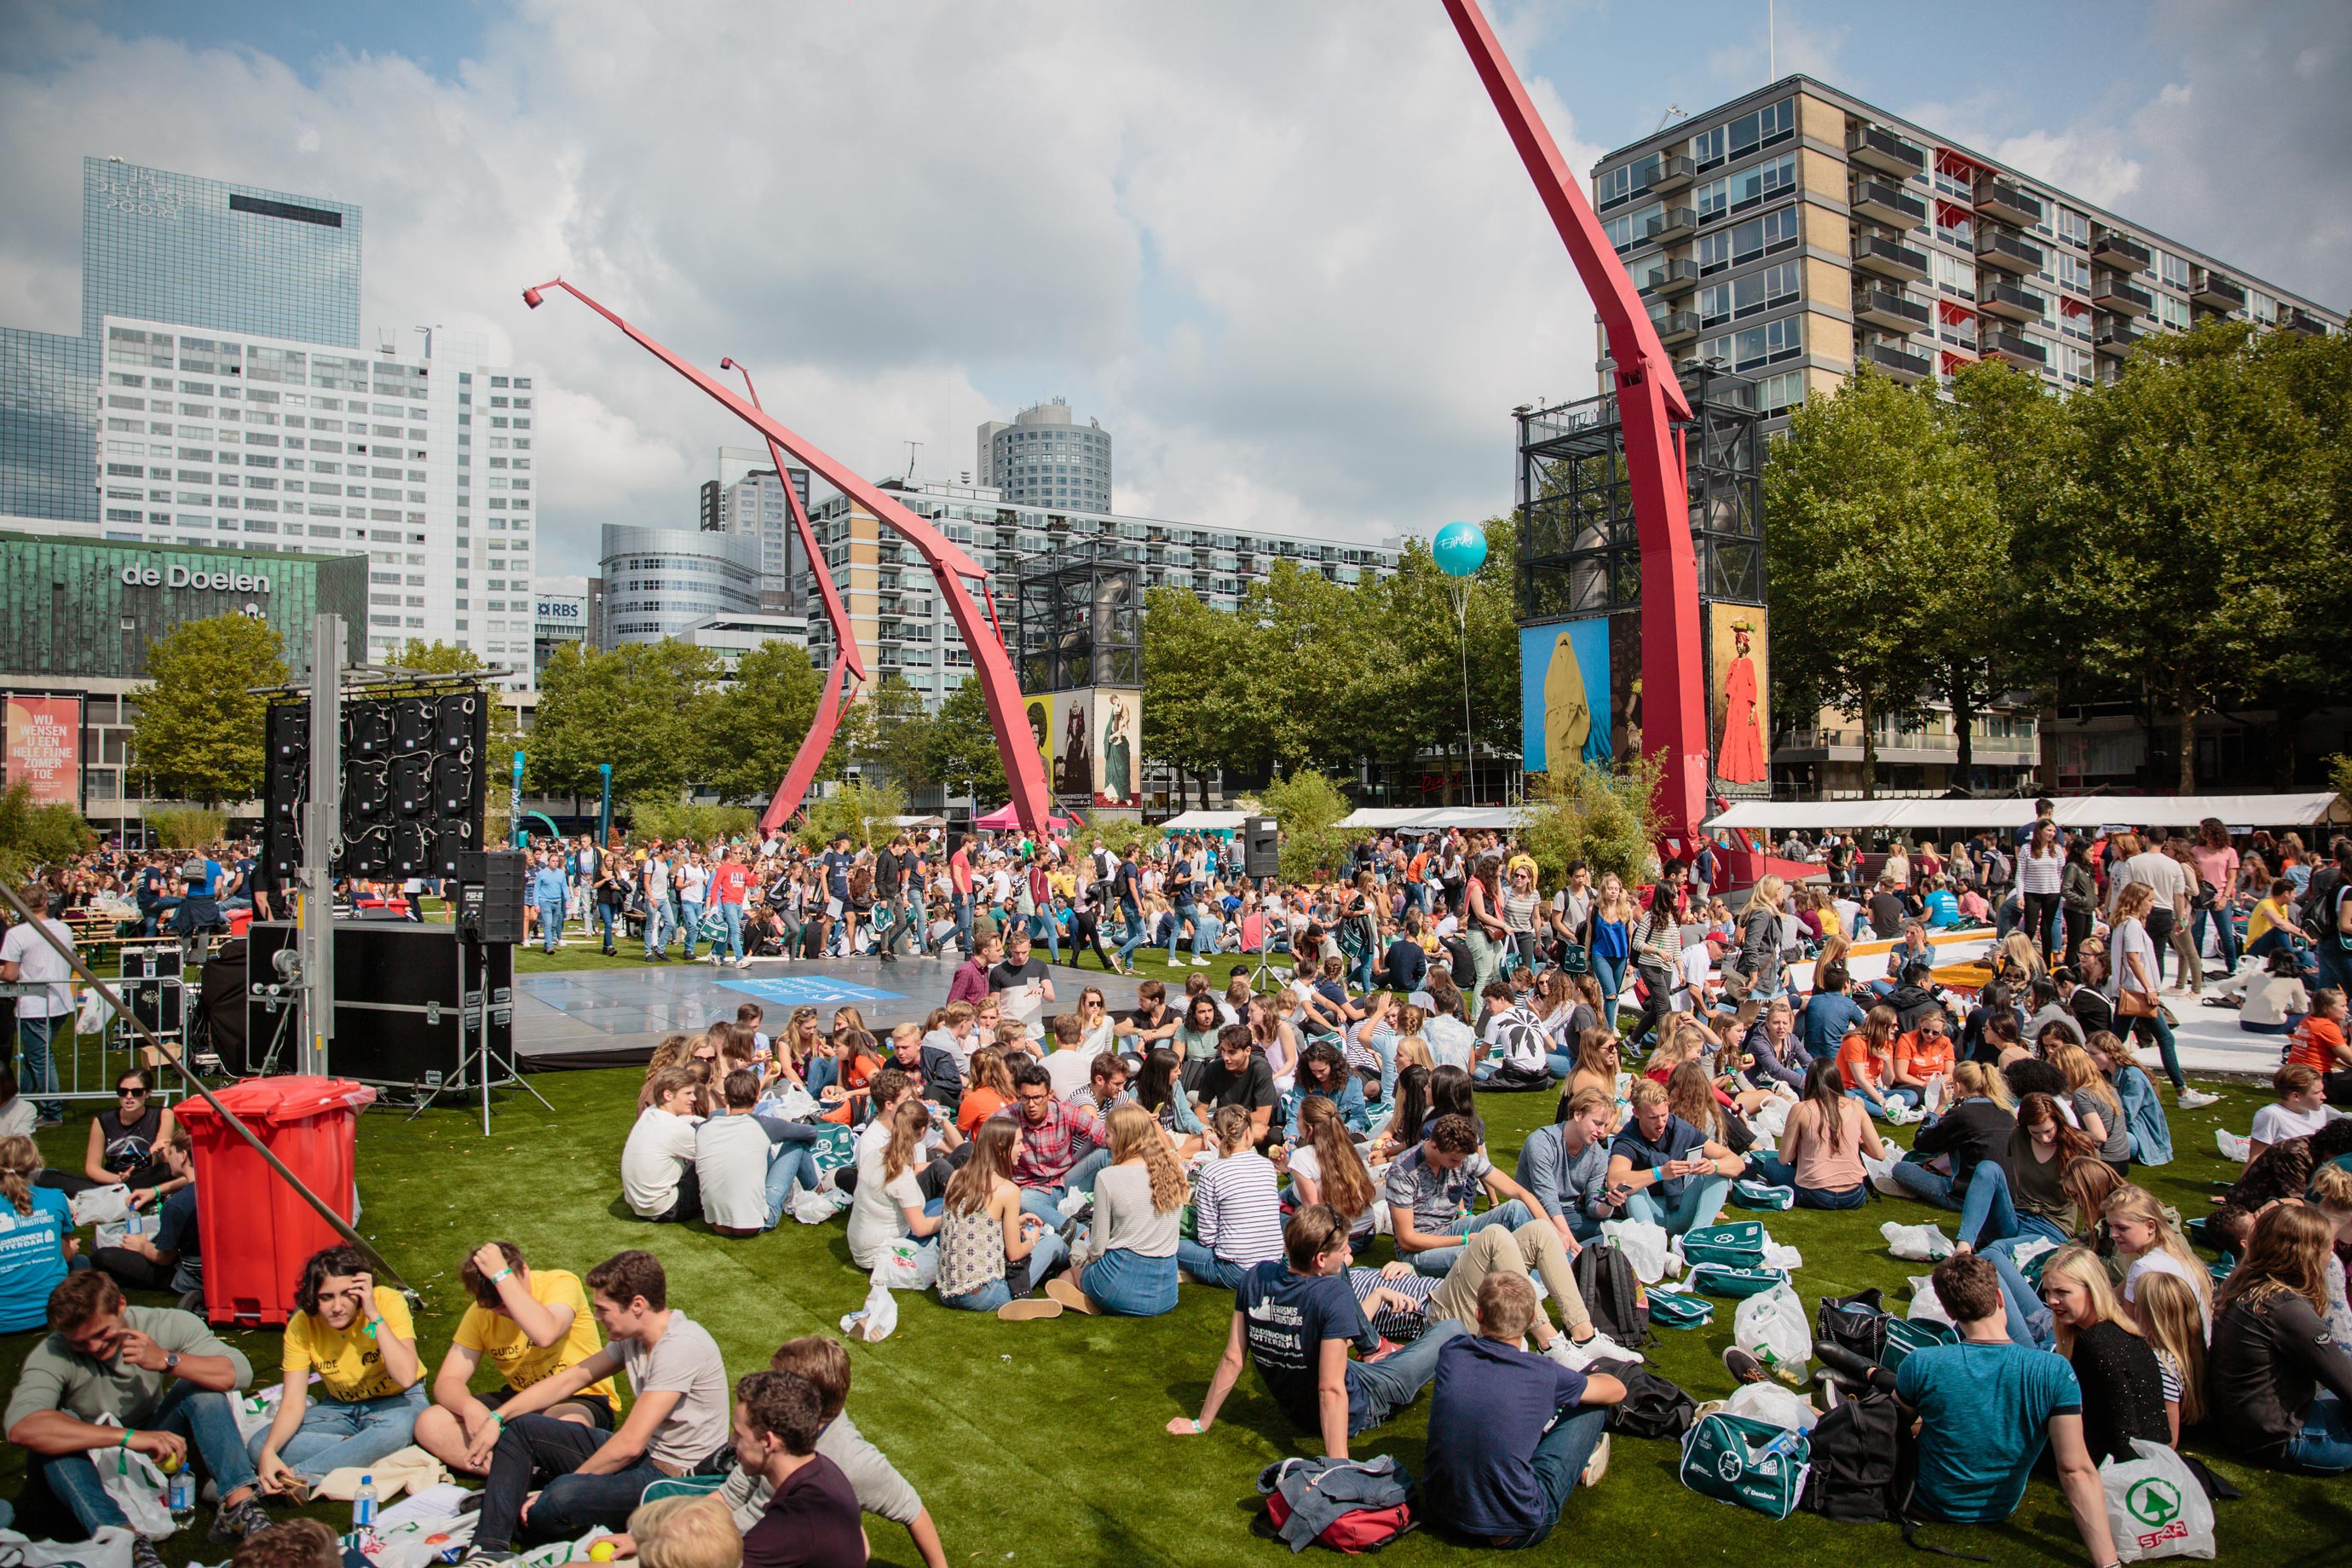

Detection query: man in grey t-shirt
(461, 1251), (731, 1562)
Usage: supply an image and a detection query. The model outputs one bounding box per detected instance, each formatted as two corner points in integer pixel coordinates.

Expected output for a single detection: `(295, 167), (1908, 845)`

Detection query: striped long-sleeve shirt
(1191, 1150), (1286, 1268)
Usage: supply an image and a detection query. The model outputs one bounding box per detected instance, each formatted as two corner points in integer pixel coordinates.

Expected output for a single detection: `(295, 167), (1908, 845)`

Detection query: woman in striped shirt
(1176, 1107), (1287, 1289)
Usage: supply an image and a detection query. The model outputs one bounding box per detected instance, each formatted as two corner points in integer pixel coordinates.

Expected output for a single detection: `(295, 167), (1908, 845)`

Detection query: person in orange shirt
(1892, 1011), (1957, 1110)
(958, 1046), (1017, 1138)
(1836, 1006), (1911, 1120)
(2285, 988), (2352, 1104)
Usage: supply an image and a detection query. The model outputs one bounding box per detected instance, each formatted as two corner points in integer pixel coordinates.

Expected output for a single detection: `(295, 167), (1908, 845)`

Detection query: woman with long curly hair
(1049, 1104), (1187, 1317)
(2209, 1204), (2352, 1472)
(1288, 1094), (1378, 1250)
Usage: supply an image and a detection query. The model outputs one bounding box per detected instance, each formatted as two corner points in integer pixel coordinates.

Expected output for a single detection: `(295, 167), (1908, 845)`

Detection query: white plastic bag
(0, 1528), (136, 1568)
(69, 1185), (133, 1228)
(2101, 1438), (2217, 1561)
(1732, 1281), (1810, 1381)
(1882, 1219), (1956, 1262)
(2215, 1128), (2251, 1164)
(788, 1187), (837, 1225)
(1600, 1218), (1670, 1284)
(1750, 1098), (1791, 1139)
(2008, 1236), (2061, 1277)
(761, 1087), (823, 1123)
(76, 988), (116, 1040)
(82, 1429), (173, 1540)
(1722, 1380), (1819, 1433)
(1762, 1242), (1804, 1271)
(870, 1237), (938, 1292)
(1906, 1275), (1955, 1328)
(840, 1281), (898, 1342)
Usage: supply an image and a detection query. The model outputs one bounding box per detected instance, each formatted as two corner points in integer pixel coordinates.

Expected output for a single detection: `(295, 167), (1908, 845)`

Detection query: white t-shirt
(2251, 1101), (2330, 1148)
(2118, 850), (2188, 910)
(2122, 1250), (2211, 1333)
(1423, 1015), (1476, 1071)
(695, 1112), (777, 1231)
(0, 918), (73, 1018)
(2112, 917), (2160, 997)
(677, 864), (709, 903)
(845, 1138), (925, 1268)
(1044, 1041), (1105, 1099)
(620, 1106), (701, 1218)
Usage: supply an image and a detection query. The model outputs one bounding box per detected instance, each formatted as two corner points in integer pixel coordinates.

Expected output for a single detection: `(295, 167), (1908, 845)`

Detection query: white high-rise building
(976, 398), (1113, 510)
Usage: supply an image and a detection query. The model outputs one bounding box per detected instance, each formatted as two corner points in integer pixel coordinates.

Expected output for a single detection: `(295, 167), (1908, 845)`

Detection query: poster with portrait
(1052, 689), (1093, 802)
(1023, 695), (1054, 789)
(4, 695), (83, 807)
(1092, 689), (1140, 807)
(1707, 602), (1769, 789)
(1518, 620), (1611, 775)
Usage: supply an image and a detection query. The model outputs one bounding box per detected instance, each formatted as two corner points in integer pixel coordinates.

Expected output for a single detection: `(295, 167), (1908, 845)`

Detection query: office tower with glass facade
(976, 398), (1113, 510)
(598, 523), (763, 647)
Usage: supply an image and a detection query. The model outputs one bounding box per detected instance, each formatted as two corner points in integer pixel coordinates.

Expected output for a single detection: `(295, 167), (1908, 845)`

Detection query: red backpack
(1260, 1491), (1415, 1554)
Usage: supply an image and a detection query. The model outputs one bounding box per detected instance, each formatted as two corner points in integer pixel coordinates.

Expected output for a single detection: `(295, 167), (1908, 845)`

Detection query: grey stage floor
(514, 953), (1149, 1069)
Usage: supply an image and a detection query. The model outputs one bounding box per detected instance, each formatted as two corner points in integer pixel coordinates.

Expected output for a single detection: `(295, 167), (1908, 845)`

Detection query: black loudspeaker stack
(262, 688), (488, 886)
(1242, 815), (1282, 879)
(118, 943), (187, 1042)
(454, 850), (528, 945)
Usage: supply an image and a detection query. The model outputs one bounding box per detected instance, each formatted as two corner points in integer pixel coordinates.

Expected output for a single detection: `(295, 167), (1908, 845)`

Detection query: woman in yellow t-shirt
(250, 1245), (425, 1494)
(412, 1242), (616, 1475)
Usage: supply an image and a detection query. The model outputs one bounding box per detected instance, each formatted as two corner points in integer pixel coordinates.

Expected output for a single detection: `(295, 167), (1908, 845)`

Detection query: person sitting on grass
(726, 1370), (865, 1568)
(1605, 1080), (1740, 1237)
(1177, 1106), (1287, 1290)
(1191, 1026), (1282, 1151)
(695, 1339), (948, 1568)
(1286, 1094), (1381, 1252)
(1002, 1063), (1113, 1231)
(2286, 988), (2352, 1104)
(1167, 1203), (1465, 1456)
(4, 1271), (270, 1565)
(611, 1497), (737, 1568)
(1045, 1104), (1185, 1317)
(2207, 1203), (2352, 1473)
(2038, 1243), (2170, 1464)
(1743, 1059), (1884, 1210)
(460, 1251), (733, 1564)
(695, 1071), (824, 1238)
(414, 1242), (616, 1477)
(1894, 1254), (2118, 1565)
(1283, 1041), (1368, 1140)
(623, 1067), (705, 1223)
(1422, 1273), (1625, 1550)
(0, 1137), (76, 1334)
(251, 1246), (424, 1493)
(1512, 1087), (1624, 1243)
(845, 1100), (946, 1271)
(935, 1119), (1067, 1320)
(89, 1125), (202, 1303)
(896, 1017), (966, 1114)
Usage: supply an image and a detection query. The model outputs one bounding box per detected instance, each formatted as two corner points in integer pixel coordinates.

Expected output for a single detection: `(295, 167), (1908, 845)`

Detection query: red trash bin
(175, 1076), (377, 1326)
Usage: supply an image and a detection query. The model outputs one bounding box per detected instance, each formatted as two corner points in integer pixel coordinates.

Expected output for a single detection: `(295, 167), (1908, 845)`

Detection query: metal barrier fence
(2, 964), (195, 1111)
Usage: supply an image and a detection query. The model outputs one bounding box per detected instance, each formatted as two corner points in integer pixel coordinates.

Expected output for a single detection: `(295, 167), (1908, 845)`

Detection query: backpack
(1571, 1242), (1650, 1350)
(1258, 1491), (1415, 1554)
(1801, 1387), (1905, 1524)
(2302, 870), (2347, 947)
(1591, 1357), (1694, 1440)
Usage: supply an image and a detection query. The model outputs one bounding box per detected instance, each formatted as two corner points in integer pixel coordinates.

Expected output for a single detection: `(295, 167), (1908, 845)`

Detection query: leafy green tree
(1139, 585), (1248, 808)
(1251, 768), (1360, 880)
(1519, 757), (1661, 888)
(856, 672), (936, 790)
(0, 781), (96, 883)
(129, 614), (288, 807)
(705, 640), (829, 805)
(921, 676), (1008, 806)
(624, 798), (755, 843)
(528, 641), (722, 804)
(1765, 370), (1981, 795)
(798, 778), (908, 850)
(1352, 520), (1519, 802)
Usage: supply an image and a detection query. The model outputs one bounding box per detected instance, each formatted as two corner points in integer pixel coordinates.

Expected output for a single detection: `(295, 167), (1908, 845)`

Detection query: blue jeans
(2288, 1391), (2352, 1473)
(1848, 1087), (1917, 1120)
(1409, 1198), (1534, 1278)
(1029, 913), (1061, 965)
(1623, 1174), (1732, 1237)
(804, 1055), (839, 1098)
(761, 1144), (821, 1229)
(954, 892), (974, 953)
(16, 1015), (61, 1120)
(942, 1230), (1069, 1311)
(1544, 1050), (1577, 1079)
(1888, 1158), (1957, 1208)
(30, 1381), (258, 1534)
(251, 1383), (427, 1484)
(2317, 940), (2352, 1004)
(596, 905), (616, 948)
(537, 901), (565, 953)
(2124, 1010), (2183, 1092)
(1080, 1247), (1179, 1316)
(678, 900), (703, 959)
(2193, 907), (2239, 972)
(1954, 1162), (2071, 1254)
(1343, 1318), (1467, 1434)
(1484, 1404), (1611, 1548)
(1017, 1148), (1114, 1231)
(1589, 953), (1626, 1025)
(643, 899), (673, 957)
(1175, 1241), (1252, 1290)
(1988, 1246), (2054, 1350)
(718, 902), (746, 962)
(1115, 912), (1152, 967)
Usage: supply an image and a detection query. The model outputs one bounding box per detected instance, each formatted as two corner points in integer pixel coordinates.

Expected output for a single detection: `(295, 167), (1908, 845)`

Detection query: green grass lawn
(9, 1064), (2345, 1566)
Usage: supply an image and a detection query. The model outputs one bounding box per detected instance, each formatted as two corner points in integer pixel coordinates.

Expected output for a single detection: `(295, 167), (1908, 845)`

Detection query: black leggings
(1069, 914), (1115, 970)
(2023, 891), (2061, 955)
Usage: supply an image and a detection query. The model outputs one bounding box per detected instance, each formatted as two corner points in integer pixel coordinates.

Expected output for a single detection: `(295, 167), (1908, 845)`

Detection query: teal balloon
(1433, 520), (1487, 578)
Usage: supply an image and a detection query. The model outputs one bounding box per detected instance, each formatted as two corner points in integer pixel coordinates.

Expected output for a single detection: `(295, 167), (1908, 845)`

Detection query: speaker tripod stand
(400, 934), (551, 1133)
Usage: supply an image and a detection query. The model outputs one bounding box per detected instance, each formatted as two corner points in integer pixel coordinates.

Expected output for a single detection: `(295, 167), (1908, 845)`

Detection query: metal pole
(597, 763), (613, 848)
(1456, 585), (1476, 806)
(299, 614), (342, 1077)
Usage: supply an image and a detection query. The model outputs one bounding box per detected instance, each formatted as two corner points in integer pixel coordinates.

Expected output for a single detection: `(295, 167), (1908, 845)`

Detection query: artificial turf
(5, 1058), (2345, 1566)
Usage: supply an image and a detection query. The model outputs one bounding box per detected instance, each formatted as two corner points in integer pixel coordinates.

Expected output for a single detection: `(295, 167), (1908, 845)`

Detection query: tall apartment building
(0, 158), (545, 684)
(803, 479), (1398, 711)
(975, 399), (1113, 510)
(1589, 78), (2343, 424)
(698, 453), (810, 613)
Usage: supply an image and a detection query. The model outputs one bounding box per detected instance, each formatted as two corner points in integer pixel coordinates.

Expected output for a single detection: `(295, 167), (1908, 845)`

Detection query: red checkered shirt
(996, 1098), (1110, 1188)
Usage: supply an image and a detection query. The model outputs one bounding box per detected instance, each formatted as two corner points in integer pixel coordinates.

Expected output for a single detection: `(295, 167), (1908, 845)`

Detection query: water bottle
(165, 1467), (194, 1525)
(352, 1475), (378, 1530)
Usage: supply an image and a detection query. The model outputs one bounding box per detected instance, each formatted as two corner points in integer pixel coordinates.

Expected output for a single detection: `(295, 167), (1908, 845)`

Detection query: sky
(3, 0), (2345, 578)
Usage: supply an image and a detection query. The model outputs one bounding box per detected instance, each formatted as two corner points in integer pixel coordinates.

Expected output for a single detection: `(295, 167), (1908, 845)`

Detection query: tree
(130, 614), (287, 807)
(798, 778), (907, 850)
(921, 676), (1008, 806)
(1140, 585), (1248, 809)
(705, 640), (829, 805)
(1250, 768), (1359, 880)
(856, 673), (935, 790)
(0, 781), (95, 883)
(1764, 369), (1986, 796)
(1352, 520), (1519, 803)
(389, 639), (524, 842)
(1519, 757), (1661, 888)
(527, 641), (723, 804)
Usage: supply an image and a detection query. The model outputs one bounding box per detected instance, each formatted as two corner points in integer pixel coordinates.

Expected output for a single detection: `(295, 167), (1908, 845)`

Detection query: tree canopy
(129, 614), (288, 807)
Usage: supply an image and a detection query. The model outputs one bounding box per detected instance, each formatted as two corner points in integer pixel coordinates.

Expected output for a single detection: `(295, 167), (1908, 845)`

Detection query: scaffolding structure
(1008, 537), (1143, 695)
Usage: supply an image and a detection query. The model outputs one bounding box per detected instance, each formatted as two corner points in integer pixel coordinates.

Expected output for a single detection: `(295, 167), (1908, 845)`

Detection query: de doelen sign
(120, 565), (274, 594)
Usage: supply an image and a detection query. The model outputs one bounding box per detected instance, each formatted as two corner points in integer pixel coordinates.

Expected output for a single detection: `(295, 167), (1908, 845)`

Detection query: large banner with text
(4, 695), (84, 807)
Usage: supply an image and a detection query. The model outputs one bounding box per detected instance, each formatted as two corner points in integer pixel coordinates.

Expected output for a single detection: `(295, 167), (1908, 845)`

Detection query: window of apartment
(2159, 250), (2191, 289)
(1727, 262), (1800, 320)
(1690, 124), (1727, 171)
(1596, 163), (1637, 210)
(1929, 250), (1975, 303)
(1695, 175), (1729, 223)
(1603, 200), (1663, 250)
(2054, 251), (2091, 295)
(2157, 294), (2191, 331)
(1933, 201), (1973, 251)
(2054, 205), (2090, 247)
(1698, 315), (1802, 373)
(1730, 153), (1797, 216)
(2248, 289), (2278, 325)
(1728, 98), (1796, 160)
(1754, 369), (1806, 414)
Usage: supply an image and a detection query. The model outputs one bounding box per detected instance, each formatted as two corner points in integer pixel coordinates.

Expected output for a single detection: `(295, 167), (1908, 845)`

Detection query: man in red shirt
(948, 935), (999, 1008)
(711, 847), (754, 969)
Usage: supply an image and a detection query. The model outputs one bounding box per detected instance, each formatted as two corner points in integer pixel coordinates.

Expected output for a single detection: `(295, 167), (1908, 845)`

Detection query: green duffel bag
(1732, 1180), (1796, 1211)
(1677, 1409), (1811, 1520)
(1692, 1263), (1790, 1299)
(1879, 1314), (1957, 1372)
(1645, 1289), (1715, 1329)
(1680, 1220), (1768, 1270)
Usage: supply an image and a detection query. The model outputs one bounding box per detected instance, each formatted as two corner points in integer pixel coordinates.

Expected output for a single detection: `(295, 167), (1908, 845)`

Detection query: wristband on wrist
(121, 1429), (134, 1449)
(1190, 1419), (1203, 1433)
(491, 1268), (514, 1284)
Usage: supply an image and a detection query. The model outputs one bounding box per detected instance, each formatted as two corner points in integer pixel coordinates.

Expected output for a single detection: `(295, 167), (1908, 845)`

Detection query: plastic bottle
(165, 1468), (194, 1525)
(353, 1475), (378, 1529)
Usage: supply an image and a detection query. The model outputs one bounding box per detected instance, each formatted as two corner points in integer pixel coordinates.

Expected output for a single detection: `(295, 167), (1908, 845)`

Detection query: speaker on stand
(1242, 815), (1282, 880)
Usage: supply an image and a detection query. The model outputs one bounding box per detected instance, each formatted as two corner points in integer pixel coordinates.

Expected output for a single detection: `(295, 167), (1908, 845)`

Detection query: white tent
(1159, 810), (1248, 832)
(1703, 792), (2342, 834)
(1335, 806), (1535, 831)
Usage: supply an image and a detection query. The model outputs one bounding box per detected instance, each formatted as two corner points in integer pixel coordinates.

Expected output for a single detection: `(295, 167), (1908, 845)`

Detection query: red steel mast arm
(720, 357), (867, 683)
(522, 279), (1055, 833)
(1438, 0), (1710, 837)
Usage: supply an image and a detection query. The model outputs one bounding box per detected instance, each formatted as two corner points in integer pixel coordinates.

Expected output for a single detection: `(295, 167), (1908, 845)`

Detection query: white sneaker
(1870, 1167), (1907, 1198)
(1580, 1431), (1612, 1487)
(1191, 957), (1212, 966)
(2176, 1089), (2220, 1110)
(1575, 1329), (1645, 1365)
(1543, 1336), (1587, 1369)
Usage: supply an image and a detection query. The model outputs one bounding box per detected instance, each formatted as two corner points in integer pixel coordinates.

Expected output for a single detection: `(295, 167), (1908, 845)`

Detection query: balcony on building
(1972, 176), (2044, 227)
(1646, 206), (1698, 245)
(1638, 257), (1700, 297)
(2280, 308), (2329, 338)
(1648, 153), (1696, 194)
(2093, 277), (2154, 317)
(2190, 270), (2246, 312)
(1980, 329), (2047, 370)
(1853, 288), (1930, 333)
(1848, 124), (1926, 177)
(1865, 341), (1932, 383)
(1974, 227), (2044, 274)
(2090, 229), (2153, 271)
(1850, 179), (1928, 228)
(1979, 280), (2048, 323)
(2094, 322), (2142, 358)
(1853, 233), (1930, 282)
(1650, 309), (1700, 347)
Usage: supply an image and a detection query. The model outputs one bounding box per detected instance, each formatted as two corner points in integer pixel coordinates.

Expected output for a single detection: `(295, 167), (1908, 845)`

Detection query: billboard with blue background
(1519, 618), (1613, 773)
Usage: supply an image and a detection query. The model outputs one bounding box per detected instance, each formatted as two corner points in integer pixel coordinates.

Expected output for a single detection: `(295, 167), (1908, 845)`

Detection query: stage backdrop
(1707, 602), (1769, 790)
(1519, 620), (1611, 775)
(4, 695), (82, 807)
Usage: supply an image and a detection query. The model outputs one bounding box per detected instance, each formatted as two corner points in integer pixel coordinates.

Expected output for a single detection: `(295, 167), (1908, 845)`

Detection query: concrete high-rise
(699, 452), (810, 614)
(976, 398), (1112, 511)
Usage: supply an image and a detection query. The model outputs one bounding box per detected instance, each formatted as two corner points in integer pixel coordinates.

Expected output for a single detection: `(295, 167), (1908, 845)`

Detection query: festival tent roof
(1159, 810), (1248, 831)
(1335, 806), (1536, 831)
(970, 804), (1073, 831)
(1703, 792), (2343, 833)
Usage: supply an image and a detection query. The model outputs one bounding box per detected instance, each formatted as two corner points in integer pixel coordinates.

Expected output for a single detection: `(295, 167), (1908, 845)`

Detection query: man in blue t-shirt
(1167, 1205), (1463, 1458)
(1605, 1081), (1738, 1237)
(1423, 1271), (1624, 1548)
(1894, 1254), (2116, 1564)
